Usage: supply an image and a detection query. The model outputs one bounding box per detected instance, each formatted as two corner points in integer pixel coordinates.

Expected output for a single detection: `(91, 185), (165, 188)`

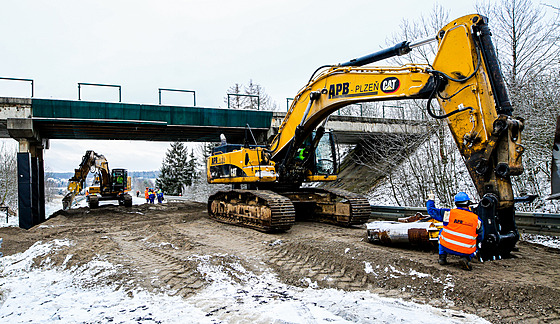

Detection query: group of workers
(144, 187), (164, 204)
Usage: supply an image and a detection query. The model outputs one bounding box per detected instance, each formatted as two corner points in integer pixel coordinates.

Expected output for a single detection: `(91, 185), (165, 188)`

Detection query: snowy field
(0, 240), (488, 323)
(521, 233), (560, 249)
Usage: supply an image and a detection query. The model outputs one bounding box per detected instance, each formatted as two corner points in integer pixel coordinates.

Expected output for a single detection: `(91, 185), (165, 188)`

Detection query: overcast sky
(0, 0), (476, 171)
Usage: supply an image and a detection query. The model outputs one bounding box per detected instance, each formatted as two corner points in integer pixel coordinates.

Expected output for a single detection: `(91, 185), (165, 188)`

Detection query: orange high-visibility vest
(440, 208), (478, 254)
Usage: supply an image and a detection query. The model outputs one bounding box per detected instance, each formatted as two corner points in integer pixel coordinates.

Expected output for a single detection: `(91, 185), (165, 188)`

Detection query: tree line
(363, 0), (560, 211)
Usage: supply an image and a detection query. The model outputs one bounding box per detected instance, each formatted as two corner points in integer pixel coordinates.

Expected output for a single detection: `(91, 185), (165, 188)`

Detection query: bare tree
(224, 80), (277, 111)
(477, 0), (560, 92)
(364, 1), (560, 211)
(474, 0), (560, 211)
(363, 120), (478, 207)
(337, 6), (448, 119)
(44, 166), (58, 202)
(245, 79), (277, 111)
(224, 83), (244, 109)
(0, 142), (18, 214)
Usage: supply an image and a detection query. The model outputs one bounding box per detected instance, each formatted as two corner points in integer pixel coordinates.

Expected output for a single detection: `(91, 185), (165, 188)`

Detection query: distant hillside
(47, 171), (160, 181)
(48, 172), (75, 180)
(129, 171), (160, 179)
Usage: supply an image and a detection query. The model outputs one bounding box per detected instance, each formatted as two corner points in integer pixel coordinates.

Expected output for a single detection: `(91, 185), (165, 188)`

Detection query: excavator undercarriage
(208, 187), (371, 232)
(208, 190), (295, 232)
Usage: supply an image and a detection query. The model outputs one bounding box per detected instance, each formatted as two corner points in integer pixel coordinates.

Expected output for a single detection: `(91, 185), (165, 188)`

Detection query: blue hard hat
(454, 192), (470, 203)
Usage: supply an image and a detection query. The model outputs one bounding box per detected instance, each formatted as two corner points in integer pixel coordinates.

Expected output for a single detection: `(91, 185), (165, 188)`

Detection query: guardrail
(0, 77), (34, 97)
(370, 205), (560, 235)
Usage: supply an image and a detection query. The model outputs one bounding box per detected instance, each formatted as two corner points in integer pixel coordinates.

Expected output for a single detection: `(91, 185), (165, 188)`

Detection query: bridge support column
(8, 116), (49, 229)
(17, 140), (46, 229)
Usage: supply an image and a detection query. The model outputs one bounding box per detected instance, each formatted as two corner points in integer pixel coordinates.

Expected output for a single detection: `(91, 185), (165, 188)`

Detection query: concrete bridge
(1, 97), (430, 229)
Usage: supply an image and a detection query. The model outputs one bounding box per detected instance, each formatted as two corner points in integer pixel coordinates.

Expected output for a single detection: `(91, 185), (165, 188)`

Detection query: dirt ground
(1, 201), (559, 323)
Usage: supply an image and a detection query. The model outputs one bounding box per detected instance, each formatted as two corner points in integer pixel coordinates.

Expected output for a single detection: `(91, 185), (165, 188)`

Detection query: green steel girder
(30, 99), (273, 142)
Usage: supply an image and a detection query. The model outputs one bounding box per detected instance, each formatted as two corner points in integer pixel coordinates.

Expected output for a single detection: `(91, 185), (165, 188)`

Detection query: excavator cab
(297, 130), (338, 182)
(313, 131), (337, 176)
(111, 169), (127, 192)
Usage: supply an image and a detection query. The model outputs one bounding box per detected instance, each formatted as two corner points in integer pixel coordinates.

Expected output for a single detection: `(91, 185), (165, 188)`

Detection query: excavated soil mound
(1, 201), (559, 323)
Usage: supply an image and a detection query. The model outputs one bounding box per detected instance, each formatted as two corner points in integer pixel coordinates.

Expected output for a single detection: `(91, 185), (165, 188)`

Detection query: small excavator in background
(207, 14), (525, 261)
(62, 150), (132, 209)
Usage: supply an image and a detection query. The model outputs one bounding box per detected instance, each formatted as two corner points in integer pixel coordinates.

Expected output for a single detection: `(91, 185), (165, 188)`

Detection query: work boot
(438, 254), (449, 265)
(459, 257), (472, 271)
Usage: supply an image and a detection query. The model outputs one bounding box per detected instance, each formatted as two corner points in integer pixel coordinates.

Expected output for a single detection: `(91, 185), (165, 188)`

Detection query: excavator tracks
(279, 188), (371, 226)
(208, 188), (371, 232)
(208, 190), (296, 232)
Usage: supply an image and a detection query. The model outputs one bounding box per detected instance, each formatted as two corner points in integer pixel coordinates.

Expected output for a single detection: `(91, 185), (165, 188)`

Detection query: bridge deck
(3, 98), (273, 143)
(1, 97), (429, 144)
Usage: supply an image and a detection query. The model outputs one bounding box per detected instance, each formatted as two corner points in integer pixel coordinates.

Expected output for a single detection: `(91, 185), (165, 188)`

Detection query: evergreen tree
(185, 149), (198, 187)
(156, 142), (192, 195)
(197, 142), (218, 168)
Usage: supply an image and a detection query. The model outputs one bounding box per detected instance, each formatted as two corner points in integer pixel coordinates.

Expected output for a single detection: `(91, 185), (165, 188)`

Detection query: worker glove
(428, 193), (435, 201)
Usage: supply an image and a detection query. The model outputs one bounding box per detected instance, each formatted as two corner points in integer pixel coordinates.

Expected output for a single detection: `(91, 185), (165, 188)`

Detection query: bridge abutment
(7, 116), (49, 229)
(16, 140), (47, 229)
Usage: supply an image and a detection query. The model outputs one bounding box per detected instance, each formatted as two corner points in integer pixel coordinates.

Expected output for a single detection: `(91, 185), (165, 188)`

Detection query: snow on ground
(522, 233), (560, 250)
(0, 196), (556, 322)
(0, 214), (18, 228)
(0, 240), (489, 323)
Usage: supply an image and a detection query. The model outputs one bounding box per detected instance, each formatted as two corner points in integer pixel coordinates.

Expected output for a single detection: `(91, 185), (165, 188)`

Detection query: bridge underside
(32, 120), (266, 143)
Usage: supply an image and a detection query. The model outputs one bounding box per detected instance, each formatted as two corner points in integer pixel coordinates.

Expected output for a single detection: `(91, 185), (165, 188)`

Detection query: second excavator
(63, 150), (133, 209)
(207, 14), (525, 260)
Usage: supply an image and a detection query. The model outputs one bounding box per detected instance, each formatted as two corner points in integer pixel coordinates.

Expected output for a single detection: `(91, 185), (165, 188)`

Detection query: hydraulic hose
(426, 75), (473, 119)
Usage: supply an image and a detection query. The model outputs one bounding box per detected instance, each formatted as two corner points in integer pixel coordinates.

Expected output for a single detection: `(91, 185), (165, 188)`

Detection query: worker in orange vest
(144, 187), (149, 203)
(427, 192), (483, 271)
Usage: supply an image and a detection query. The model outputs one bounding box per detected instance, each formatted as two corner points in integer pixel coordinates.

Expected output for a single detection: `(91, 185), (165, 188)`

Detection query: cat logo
(380, 77), (400, 93)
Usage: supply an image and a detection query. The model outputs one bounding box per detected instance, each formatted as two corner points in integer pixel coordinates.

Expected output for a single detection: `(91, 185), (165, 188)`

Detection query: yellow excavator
(62, 150), (132, 209)
(207, 14), (525, 260)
